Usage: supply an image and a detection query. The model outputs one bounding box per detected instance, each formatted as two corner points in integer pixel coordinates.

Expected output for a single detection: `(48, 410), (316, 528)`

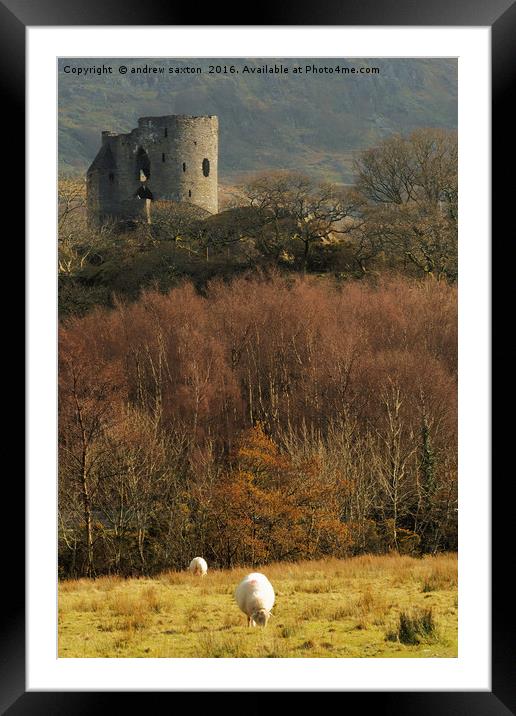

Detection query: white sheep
(189, 556), (208, 576)
(235, 572), (275, 627)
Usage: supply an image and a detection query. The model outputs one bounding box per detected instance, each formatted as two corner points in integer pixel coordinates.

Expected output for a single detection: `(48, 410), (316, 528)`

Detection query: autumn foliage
(59, 273), (457, 577)
(209, 423), (352, 567)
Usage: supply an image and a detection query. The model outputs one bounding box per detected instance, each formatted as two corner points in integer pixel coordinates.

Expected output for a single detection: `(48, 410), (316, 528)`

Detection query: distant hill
(58, 58), (457, 183)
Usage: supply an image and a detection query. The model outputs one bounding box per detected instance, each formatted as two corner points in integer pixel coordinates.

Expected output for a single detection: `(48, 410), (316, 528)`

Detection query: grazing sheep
(189, 557), (208, 576)
(235, 572), (275, 627)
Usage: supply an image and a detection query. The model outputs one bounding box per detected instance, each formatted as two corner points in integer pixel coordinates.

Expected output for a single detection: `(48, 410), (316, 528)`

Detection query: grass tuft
(387, 608), (437, 645)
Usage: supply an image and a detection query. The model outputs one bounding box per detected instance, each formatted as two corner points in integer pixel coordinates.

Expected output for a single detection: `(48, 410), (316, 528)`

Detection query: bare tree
(372, 383), (418, 550)
(58, 174), (87, 229)
(59, 355), (120, 576)
(244, 172), (362, 270)
(352, 129), (458, 279)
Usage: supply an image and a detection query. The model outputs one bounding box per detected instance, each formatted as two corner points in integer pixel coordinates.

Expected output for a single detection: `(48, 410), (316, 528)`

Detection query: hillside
(58, 58), (457, 183)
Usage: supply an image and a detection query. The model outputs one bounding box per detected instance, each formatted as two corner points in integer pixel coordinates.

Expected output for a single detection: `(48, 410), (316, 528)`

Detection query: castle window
(162, 153), (165, 162)
(135, 146), (151, 181)
(202, 158), (210, 177)
(108, 172), (115, 183)
(182, 162), (186, 173)
(164, 127), (168, 138)
(188, 190), (192, 198)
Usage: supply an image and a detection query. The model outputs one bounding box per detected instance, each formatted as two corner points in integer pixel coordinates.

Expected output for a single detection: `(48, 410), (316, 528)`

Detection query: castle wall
(87, 115), (218, 226)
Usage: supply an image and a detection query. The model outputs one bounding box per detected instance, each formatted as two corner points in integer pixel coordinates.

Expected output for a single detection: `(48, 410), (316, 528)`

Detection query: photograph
(57, 56), (459, 660)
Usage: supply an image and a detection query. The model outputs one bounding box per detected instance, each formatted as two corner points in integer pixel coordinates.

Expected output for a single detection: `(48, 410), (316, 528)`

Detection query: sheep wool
(189, 557), (208, 576)
(235, 572), (275, 627)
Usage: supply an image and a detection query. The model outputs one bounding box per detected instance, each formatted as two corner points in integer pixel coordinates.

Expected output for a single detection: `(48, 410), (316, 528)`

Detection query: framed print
(6, 0), (512, 711)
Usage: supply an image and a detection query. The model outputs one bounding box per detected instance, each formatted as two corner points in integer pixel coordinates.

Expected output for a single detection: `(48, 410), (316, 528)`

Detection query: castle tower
(87, 114), (218, 226)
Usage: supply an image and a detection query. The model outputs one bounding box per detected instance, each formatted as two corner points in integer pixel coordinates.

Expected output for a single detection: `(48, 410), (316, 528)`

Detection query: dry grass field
(58, 553), (457, 658)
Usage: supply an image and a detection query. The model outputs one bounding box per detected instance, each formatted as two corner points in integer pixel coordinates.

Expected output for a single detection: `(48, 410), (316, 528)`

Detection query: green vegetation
(386, 608), (437, 645)
(58, 553), (458, 658)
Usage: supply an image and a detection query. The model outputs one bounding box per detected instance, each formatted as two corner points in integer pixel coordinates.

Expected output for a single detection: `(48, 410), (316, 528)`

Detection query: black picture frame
(8, 0), (511, 712)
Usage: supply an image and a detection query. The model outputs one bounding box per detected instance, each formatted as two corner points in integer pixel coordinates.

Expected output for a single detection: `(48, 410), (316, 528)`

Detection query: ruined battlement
(87, 114), (218, 226)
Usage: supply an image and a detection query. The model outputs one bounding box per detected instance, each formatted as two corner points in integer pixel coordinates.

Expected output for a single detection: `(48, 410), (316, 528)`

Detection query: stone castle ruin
(87, 114), (218, 226)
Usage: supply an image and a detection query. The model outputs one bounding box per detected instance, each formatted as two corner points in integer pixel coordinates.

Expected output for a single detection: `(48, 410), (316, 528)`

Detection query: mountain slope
(58, 58), (457, 183)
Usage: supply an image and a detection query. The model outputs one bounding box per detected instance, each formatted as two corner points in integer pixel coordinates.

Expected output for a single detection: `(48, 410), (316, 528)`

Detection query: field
(58, 553), (458, 658)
